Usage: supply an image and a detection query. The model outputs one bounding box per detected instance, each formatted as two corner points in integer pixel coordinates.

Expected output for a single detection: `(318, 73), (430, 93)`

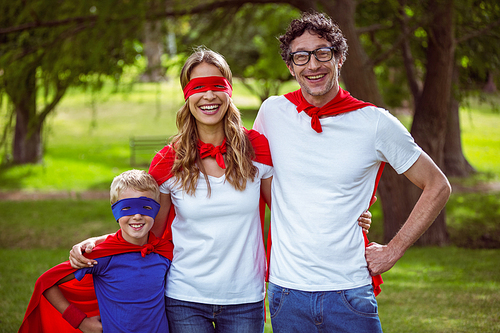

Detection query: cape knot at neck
(198, 138), (227, 169)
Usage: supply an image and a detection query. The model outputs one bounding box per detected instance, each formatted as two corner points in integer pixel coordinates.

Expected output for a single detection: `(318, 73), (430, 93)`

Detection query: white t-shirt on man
(253, 95), (422, 291)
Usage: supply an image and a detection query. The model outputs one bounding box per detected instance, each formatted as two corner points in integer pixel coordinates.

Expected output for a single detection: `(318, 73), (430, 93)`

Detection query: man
(253, 11), (451, 332)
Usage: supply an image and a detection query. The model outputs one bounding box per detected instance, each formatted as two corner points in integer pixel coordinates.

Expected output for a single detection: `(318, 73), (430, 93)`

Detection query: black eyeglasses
(289, 47), (336, 66)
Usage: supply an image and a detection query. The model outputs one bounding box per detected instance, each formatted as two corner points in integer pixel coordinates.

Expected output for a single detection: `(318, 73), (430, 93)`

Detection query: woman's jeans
(166, 297), (264, 333)
(268, 282), (383, 333)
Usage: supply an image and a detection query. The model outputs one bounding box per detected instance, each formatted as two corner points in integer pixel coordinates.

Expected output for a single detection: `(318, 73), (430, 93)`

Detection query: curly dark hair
(279, 11), (348, 68)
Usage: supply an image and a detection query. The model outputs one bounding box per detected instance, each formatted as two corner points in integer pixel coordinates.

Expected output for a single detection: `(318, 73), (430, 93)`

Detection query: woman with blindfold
(69, 47), (372, 333)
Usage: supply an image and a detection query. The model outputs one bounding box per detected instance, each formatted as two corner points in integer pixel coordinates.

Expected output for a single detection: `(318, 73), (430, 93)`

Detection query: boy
(19, 170), (173, 333)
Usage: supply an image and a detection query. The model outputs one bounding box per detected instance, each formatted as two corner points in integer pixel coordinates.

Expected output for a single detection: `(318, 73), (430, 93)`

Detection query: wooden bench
(129, 136), (168, 167)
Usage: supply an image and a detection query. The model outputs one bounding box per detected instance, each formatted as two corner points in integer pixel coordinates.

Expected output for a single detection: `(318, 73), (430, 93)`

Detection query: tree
(446, 0), (500, 176)
(0, 0), (147, 164)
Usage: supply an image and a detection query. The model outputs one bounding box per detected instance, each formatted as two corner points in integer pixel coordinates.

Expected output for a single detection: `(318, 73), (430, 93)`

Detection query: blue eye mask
(111, 197), (161, 222)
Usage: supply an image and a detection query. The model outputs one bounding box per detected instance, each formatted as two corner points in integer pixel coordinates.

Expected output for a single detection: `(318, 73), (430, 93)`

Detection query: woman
(70, 47), (372, 333)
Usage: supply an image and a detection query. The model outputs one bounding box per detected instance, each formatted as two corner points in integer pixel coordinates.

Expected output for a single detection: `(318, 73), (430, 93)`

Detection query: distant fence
(129, 136), (168, 167)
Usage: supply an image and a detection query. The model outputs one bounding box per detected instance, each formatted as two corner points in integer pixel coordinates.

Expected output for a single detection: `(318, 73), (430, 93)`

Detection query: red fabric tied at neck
(183, 76), (233, 100)
(285, 88), (374, 133)
(198, 138), (227, 169)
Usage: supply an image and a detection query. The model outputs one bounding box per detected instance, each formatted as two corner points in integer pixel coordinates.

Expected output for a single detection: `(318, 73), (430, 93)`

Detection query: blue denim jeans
(165, 297), (264, 333)
(268, 282), (383, 333)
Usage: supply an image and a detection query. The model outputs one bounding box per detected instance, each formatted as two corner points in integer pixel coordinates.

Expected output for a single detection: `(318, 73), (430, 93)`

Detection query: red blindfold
(183, 76), (233, 100)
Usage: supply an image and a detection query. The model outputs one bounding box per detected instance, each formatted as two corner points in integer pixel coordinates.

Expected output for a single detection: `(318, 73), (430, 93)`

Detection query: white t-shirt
(253, 95), (422, 291)
(160, 162), (273, 304)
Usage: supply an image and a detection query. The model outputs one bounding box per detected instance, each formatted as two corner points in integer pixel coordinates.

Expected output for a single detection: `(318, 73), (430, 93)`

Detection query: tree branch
(456, 18), (500, 44)
(356, 23), (387, 35)
(0, 0), (288, 35)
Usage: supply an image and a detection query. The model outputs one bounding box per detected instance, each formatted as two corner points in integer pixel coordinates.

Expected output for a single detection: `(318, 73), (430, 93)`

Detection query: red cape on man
(19, 230), (173, 333)
(285, 88), (384, 295)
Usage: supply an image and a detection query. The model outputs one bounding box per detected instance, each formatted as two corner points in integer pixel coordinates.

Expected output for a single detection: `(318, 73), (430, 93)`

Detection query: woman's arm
(69, 234), (111, 269)
(151, 193), (172, 238)
(260, 176), (272, 208)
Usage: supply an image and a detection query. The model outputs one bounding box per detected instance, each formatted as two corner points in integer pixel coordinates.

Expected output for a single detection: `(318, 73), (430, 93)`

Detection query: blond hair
(110, 169), (160, 204)
(170, 47), (257, 196)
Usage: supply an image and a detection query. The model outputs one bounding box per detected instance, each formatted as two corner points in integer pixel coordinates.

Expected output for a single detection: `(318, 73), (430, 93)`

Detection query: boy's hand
(358, 210), (373, 233)
(69, 238), (98, 269)
(79, 316), (102, 333)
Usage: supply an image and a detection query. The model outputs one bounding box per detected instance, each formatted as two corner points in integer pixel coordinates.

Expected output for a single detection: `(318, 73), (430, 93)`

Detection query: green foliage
(356, 0), (500, 107)
(0, 0), (153, 163)
(455, 0), (500, 92)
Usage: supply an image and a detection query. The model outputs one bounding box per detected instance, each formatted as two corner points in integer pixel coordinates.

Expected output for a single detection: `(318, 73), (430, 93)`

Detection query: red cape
(19, 230), (173, 333)
(285, 87), (375, 133)
(285, 88), (384, 295)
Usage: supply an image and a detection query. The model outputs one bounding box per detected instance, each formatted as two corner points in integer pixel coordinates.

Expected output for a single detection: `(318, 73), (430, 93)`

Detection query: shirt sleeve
(73, 256), (112, 281)
(160, 180), (172, 195)
(375, 109), (422, 174)
(254, 162), (273, 180)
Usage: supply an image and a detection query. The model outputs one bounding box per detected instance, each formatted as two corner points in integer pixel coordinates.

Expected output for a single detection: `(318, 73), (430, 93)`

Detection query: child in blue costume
(20, 170), (173, 333)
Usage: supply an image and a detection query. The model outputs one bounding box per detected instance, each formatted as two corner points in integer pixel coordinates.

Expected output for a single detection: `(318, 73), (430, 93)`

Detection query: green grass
(2, 245), (498, 332)
(460, 103), (500, 180)
(376, 247), (500, 332)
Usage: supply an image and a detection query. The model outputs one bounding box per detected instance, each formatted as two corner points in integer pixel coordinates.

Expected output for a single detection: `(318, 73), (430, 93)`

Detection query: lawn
(0, 82), (499, 332)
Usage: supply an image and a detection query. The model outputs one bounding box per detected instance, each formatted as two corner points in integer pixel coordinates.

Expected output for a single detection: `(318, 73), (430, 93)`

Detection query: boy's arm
(69, 234), (112, 269)
(43, 274), (103, 332)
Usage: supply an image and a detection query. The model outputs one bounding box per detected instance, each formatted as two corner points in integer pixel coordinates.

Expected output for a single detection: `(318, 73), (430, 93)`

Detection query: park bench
(129, 136), (168, 167)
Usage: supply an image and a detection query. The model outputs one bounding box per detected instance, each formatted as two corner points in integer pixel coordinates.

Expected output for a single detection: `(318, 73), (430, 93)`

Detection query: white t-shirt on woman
(160, 162), (273, 304)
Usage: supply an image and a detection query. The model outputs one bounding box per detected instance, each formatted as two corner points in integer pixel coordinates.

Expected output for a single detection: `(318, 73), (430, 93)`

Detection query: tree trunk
(140, 20), (165, 82)
(483, 72), (496, 93)
(408, 0), (455, 245)
(10, 68), (43, 164)
(444, 66), (476, 176)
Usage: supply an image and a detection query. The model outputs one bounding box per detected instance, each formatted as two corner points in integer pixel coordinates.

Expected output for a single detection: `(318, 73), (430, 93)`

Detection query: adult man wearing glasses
(253, 11), (451, 332)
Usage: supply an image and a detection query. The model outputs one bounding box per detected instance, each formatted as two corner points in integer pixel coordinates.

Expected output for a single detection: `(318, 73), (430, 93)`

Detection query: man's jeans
(268, 282), (383, 333)
(165, 297), (264, 333)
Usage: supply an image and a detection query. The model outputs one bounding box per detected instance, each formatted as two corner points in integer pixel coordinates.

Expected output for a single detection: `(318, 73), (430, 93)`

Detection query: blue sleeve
(74, 256), (112, 281)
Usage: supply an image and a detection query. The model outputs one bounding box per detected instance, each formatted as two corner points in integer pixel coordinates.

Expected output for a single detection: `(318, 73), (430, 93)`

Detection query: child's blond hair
(110, 170), (160, 204)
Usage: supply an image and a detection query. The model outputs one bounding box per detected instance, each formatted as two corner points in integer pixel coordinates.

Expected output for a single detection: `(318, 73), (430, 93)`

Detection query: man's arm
(365, 152), (451, 275)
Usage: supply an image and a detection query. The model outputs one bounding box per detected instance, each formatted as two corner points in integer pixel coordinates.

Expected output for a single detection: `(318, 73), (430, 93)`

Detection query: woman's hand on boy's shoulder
(80, 315), (102, 333)
(69, 238), (98, 269)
